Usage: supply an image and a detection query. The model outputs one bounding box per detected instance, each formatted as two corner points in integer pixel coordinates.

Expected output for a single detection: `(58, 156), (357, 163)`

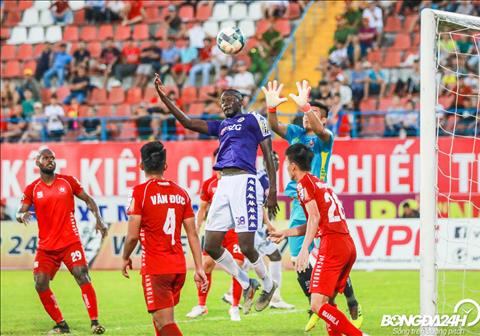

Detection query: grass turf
(1, 270), (479, 335)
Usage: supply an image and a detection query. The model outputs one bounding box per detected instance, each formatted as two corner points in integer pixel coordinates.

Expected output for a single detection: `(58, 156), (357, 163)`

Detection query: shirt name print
(150, 193), (186, 206)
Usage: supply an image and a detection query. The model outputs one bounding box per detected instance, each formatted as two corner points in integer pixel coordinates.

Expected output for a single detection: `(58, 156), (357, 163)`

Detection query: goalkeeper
(262, 80), (363, 332)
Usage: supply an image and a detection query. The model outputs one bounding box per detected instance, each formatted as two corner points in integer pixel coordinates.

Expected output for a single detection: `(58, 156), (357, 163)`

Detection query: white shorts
(254, 225), (278, 256)
(206, 174), (264, 233)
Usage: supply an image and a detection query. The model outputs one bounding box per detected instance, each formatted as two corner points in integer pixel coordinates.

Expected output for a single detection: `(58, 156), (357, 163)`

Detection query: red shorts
(142, 273), (186, 312)
(34, 241), (87, 279)
(310, 234), (356, 297)
(222, 230), (244, 261)
(172, 63), (193, 73)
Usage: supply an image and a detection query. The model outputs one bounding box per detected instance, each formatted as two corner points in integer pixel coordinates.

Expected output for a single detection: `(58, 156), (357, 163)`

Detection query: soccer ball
(216, 26), (246, 55)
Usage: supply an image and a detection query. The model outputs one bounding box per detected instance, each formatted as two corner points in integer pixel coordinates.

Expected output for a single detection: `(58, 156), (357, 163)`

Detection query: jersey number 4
(163, 208), (176, 245)
(324, 191), (346, 223)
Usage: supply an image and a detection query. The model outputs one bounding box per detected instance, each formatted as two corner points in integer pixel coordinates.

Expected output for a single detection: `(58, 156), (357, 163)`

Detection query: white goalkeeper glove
(289, 80), (312, 112)
(261, 80), (288, 109)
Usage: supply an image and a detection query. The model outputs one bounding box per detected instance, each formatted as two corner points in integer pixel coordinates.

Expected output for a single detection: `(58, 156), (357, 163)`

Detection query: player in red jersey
(16, 147), (107, 335)
(121, 141), (208, 336)
(270, 144), (367, 336)
(186, 149), (245, 321)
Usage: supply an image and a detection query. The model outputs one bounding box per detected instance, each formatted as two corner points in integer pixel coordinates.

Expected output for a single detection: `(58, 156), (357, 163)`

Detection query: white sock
(242, 260), (251, 272)
(269, 261), (282, 296)
(215, 250), (250, 289)
(252, 257), (273, 292)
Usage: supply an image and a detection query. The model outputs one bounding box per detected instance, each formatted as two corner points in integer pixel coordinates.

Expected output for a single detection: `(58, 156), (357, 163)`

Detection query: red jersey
(199, 175), (218, 203)
(128, 178), (194, 275)
(122, 46), (140, 64)
(21, 174), (83, 251)
(297, 173), (349, 238)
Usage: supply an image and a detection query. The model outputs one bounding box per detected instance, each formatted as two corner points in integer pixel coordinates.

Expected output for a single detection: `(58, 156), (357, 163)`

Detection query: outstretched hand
(289, 80), (311, 109)
(261, 80), (288, 108)
(154, 73), (167, 98)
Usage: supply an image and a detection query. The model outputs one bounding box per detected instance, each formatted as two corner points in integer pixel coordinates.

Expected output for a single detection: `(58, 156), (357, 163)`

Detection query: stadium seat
(248, 1), (263, 21)
(155, 26), (167, 40)
(143, 87), (157, 102)
(18, 0), (33, 10)
(438, 95), (455, 109)
(115, 104), (131, 116)
(87, 42), (102, 58)
(77, 104), (89, 118)
(3, 0), (17, 11)
(220, 20), (236, 30)
(74, 9), (85, 24)
(98, 24), (114, 40)
(97, 105), (113, 117)
(69, 0), (85, 11)
(4, 10), (21, 27)
(404, 14), (419, 33)
(115, 25), (131, 40)
(275, 19), (291, 36)
(244, 37), (260, 51)
(133, 24), (149, 40)
(238, 20), (255, 38)
(126, 88), (142, 105)
(413, 33), (420, 46)
(56, 86), (71, 102)
(203, 21), (219, 37)
(145, 7), (161, 23)
(211, 3), (229, 21)
(118, 122), (137, 141)
(17, 44), (34, 60)
(0, 27), (10, 40)
(20, 7), (39, 27)
(89, 88), (108, 105)
(45, 26), (62, 43)
(188, 103), (205, 115)
(230, 3), (248, 20)
(196, 2), (213, 21)
(384, 16), (402, 33)
(286, 2), (301, 19)
(198, 85), (215, 101)
(109, 87), (125, 104)
(256, 19), (270, 35)
(33, 43), (46, 57)
(378, 97), (394, 111)
(24, 60), (36, 73)
(383, 50), (402, 68)
(27, 26), (45, 44)
(64, 26), (79, 42)
(181, 86), (198, 105)
(39, 9), (54, 26)
(82, 25), (97, 42)
(41, 88), (52, 104)
(8, 26), (27, 44)
(3, 60), (21, 78)
(179, 5), (195, 21)
(359, 98), (377, 112)
(367, 49), (383, 63)
(164, 85), (179, 97)
(1, 45), (16, 61)
(392, 33), (411, 50)
(34, 0), (50, 10)
(360, 115), (385, 137)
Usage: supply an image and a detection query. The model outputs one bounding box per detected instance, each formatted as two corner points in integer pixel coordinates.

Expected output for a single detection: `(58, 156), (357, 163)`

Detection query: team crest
(59, 187), (65, 193)
(36, 191), (44, 199)
(237, 117), (245, 122)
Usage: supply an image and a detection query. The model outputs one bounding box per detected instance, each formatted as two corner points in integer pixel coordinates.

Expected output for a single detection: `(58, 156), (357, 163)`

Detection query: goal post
(420, 8), (480, 334)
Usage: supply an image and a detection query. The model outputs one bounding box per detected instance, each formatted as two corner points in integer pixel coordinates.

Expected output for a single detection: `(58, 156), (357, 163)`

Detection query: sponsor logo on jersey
(36, 191), (44, 199)
(220, 124), (243, 136)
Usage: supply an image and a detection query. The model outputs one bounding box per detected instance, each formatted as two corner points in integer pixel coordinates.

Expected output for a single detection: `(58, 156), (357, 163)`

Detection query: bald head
(36, 147), (56, 175)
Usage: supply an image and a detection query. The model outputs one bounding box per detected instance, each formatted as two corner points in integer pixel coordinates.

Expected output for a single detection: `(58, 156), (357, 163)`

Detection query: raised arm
(154, 73), (209, 134)
(262, 80), (288, 138)
(260, 137), (279, 218)
(76, 190), (108, 238)
(305, 108), (331, 142)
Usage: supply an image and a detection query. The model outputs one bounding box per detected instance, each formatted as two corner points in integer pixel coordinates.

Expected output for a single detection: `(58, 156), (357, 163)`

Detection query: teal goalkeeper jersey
(284, 124), (334, 223)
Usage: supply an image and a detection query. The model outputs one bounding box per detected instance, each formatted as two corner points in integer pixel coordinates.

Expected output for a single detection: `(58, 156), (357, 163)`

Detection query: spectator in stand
(105, 0), (124, 22)
(262, 21), (284, 57)
(0, 198), (12, 221)
(64, 66), (90, 105)
(395, 59), (420, 96)
(362, 0), (383, 43)
(248, 42), (270, 78)
(204, 92), (222, 116)
(171, 37), (198, 86)
(134, 41), (162, 89)
(21, 89), (37, 119)
(85, 0), (106, 23)
(115, 39), (141, 82)
(159, 37), (180, 82)
(1, 80), (18, 108)
(384, 95), (405, 137)
(334, 16), (357, 45)
(331, 78), (352, 108)
(344, 1), (362, 28)
(44, 94), (65, 141)
(17, 68), (41, 102)
(346, 34), (362, 65)
(438, 33), (456, 61)
(262, 0), (288, 19)
(457, 97), (477, 136)
(188, 38), (213, 87)
(232, 61), (255, 96)
(165, 5), (183, 37)
(2, 105), (26, 143)
(78, 107), (102, 141)
(358, 17), (376, 56)
(73, 41), (92, 69)
(211, 43), (233, 76)
(401, 202), (420, 218)
(311, 80), (332, 106)
(20, 102), (45, 143)
(403, 100), (419, 137)
(456, 34), (473, 54)
(99, 38), (121, 86)
(134, 103), (154, 140)
(365, 61), (386, 98)
(43, 43), (72, 88)
(328, 42), (349, 68)
(35, 43), (54, 81)
(122, 0), (144, 25)
(349, 61), (368, 106)
(50, 0), (73, 25)
(188, 21), (206, 49)
(215, 65), (233, 92)
(65, 97), (80, 130)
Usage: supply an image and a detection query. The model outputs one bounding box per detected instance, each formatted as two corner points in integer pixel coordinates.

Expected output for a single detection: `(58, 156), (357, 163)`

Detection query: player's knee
(34, 276), (49, 292)
(72, 266), (90, 285)
(268, 250), (282, 262)
(152, 312), (173, 329)
(239, 244), (257, 260)
(204, 241), (222, 260)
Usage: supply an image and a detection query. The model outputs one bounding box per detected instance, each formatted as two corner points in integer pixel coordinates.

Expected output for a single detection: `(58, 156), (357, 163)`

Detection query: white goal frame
(420, 8), (480, 330)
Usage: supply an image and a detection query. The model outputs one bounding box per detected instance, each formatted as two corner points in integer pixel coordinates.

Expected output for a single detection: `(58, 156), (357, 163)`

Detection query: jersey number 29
(163, 208), (176, 245)
(324, 191), (346, 223)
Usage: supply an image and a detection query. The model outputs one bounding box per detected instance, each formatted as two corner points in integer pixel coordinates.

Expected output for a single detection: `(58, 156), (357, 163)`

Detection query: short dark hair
(285, 144), (313, 172)
(403, 202), (411, 209)
(141, 141), (166, 174)
(310, 101), (329, 118)
(221, 89), (243, 100)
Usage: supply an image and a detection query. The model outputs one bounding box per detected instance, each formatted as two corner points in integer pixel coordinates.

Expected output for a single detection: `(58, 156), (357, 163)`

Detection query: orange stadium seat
(383, 50), (402, 68)
(360, 98), (377, 112)
(115, 104), (131, 116)
(143, 87), (157, 102)
(384, 16), (402, 33)
(198, 85), (215, 101)
(145, 7), (161, 23)
(98, 25), (114, 40)
(64, 26), (79, 42)
(118, 122), (137, 141)
(392, 33), (411, 50)
(87, 42), (102, 58)
(367, 49), (383, 63)
(77, 104), (89, 117)
(5, 11), (21, 27)
(115, 25), (131, 41)
(126, 88), (142, 105)
(82, 25), (97, 42)
(360, 116), (385, 137)
(286, 2), (301, 19)
(256, 19), (270, 35)
(155, 26), (167, 40)
(404, 15), (419, 33)
(196, 2), (213, 21)
(97, 105), (113, 117)
(413, 33), (420, 46)
(133, 24), (149, 40)
(181, 86), (198, 105)
(378, 97), (394, 111)
(4, 0), (17, 10)
(24, 60), (36, 73)
(188, 102), (205, 115)
(18, 0), (33, 11)
(1, 45), (16, 61)
(3, 60), (21, 78)
(41, 88), (51, 104)
(143, 0), (160, 7)
(17, 44), (34, 60)
(1, 27), (11, 40)
(56, 86), (70, 102)
(33, 43), (46, 57)
(275, 19), (291, 36)
(109, 87), (125, 105)
(90, 88), (108, 105)
(74, 9), (85, 25)
(179, 5), (195, 21)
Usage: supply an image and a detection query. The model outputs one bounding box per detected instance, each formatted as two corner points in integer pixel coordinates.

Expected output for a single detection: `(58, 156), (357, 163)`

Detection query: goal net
(420, 9), (480, 335)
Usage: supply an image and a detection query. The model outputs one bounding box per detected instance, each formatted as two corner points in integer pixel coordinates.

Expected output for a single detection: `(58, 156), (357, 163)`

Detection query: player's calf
(71, 266), (102, 331)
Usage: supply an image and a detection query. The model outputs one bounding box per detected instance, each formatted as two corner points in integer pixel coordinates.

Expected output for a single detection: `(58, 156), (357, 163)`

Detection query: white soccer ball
(216, 26), (246, 55)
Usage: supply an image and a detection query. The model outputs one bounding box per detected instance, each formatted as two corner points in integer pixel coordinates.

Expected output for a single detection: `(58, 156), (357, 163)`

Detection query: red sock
(232, 277), (242, 307)
(38, 288), (63, 323)
(198, 273), (211, 306)
(317, 303), (362, 336)
(153, 320), (161, 336)
(326, 323), (342, 336)
(80, 283), (99, 320)
(160, 323), (182, 336)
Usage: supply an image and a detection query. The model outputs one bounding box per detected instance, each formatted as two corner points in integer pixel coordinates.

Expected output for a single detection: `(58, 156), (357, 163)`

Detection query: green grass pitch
(1, 270), (479, 335)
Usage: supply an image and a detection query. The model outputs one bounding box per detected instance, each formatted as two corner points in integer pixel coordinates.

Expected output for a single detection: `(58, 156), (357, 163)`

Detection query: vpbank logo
(381, 298), (480, 327)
